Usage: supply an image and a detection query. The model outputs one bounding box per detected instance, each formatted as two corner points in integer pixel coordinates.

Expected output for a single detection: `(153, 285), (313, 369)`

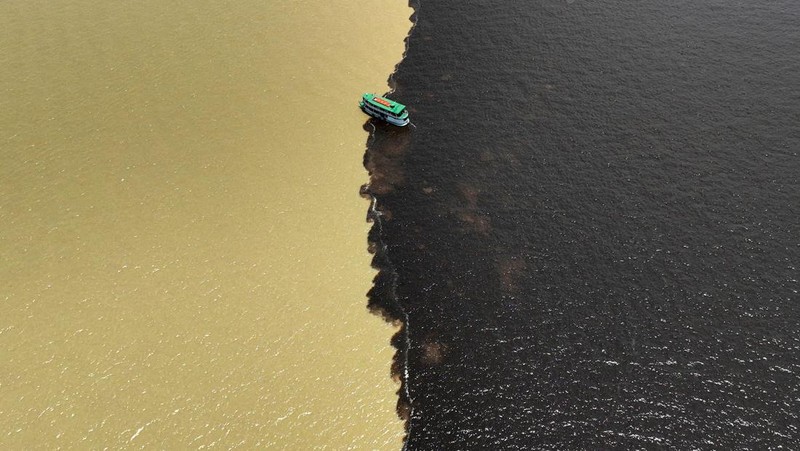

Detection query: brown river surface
(0, 0), (411, 448)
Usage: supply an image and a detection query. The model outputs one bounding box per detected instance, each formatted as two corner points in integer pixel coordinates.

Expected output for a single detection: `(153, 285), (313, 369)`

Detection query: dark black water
(365, 0), (800, 448)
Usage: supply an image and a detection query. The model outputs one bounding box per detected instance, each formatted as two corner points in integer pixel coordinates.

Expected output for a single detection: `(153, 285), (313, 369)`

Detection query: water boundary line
(362, 0), (421, 447)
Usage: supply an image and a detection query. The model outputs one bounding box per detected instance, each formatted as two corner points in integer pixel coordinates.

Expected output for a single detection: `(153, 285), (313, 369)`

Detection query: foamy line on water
(364, 180), (416, 449)
(397, 3), (421, 447)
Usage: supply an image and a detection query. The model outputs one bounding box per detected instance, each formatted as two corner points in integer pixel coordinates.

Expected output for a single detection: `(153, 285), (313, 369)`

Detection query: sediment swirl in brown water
(0, 0), (411, 448)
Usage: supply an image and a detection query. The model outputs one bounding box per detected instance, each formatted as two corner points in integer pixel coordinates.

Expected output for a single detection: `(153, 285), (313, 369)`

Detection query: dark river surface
(365, 0), (800, 448)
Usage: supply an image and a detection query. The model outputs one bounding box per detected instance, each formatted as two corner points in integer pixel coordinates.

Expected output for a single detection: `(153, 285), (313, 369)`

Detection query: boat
(359, 93), (410, 126)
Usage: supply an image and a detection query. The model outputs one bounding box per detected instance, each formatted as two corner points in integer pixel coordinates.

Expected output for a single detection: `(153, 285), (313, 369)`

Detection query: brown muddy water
(0, 0), (411, 448)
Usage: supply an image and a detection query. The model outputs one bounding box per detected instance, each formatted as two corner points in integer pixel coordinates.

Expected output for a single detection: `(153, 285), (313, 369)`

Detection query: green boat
(359, 93), (410, 126)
